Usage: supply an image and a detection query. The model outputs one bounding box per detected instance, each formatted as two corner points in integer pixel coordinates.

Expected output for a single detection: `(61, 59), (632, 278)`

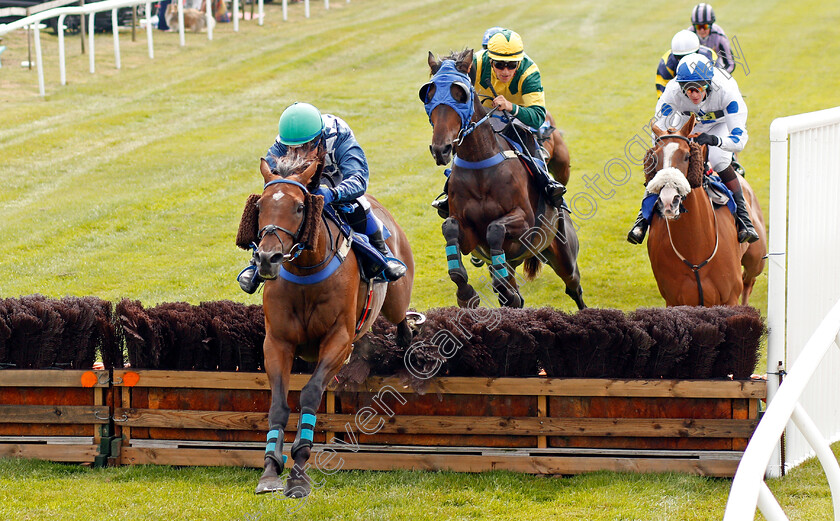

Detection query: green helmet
(277, 102), (325, 146)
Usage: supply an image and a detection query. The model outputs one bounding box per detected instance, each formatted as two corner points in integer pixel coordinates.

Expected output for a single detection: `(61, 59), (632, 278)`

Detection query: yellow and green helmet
(277, 102), (325, 146)
(486, 29), (525, 62)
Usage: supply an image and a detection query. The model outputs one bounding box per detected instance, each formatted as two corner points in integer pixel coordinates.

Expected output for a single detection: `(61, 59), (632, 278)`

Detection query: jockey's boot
(731, 191), (760, 244)
(368, 230), (407, 280)
(627, 209), (649, 245)
(237, 260), (263, 294)
(431, 178), (450, 219)
(533, 166), (566, 208)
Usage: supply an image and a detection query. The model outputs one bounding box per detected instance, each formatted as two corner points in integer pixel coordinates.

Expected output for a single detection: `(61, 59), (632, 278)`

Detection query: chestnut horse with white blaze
(242, 151), (414, 497)
(645, 114), (766, 306)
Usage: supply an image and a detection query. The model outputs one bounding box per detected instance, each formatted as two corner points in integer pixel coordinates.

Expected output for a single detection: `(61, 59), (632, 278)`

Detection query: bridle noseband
(258, 178), (309, 264)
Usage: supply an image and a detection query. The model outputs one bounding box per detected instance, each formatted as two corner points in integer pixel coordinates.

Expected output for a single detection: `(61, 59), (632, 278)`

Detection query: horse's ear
(679, 113), (696, 137)
(455, 48), (473, 74)
(260, 158), (272, 183)
(428, 51), (440, 74)
(651, 123), (664, 137)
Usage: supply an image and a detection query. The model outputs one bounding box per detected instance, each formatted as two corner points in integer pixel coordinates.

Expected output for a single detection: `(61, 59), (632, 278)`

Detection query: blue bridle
(419, 60), (475, 132)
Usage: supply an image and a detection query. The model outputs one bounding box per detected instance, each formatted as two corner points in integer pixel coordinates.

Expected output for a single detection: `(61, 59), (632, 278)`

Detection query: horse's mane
(269, 154), (311, 179)
(643, 142), (704, 188)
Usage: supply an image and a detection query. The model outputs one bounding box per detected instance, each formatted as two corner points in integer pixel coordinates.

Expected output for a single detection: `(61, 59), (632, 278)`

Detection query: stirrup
(737, 226), (759, 244)
(383, 259), (407, 280)
(431, 194), (449, 219)
(237, 265), (262, 294)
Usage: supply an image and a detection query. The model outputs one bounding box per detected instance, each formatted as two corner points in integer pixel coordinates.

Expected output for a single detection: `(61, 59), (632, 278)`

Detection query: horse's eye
(296, 203), (304, 214)
(684, 153), (691, 162)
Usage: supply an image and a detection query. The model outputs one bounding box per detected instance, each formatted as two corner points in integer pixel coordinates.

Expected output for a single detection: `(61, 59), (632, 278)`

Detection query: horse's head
(254, 150), (325, 280)
(645, 114), (705, 219)
(420, 49), (475, 165)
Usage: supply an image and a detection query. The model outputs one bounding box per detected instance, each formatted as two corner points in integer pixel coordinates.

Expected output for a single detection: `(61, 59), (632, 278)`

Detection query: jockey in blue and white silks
(237, 103), (406, 294)
(627, 53), (758, 245)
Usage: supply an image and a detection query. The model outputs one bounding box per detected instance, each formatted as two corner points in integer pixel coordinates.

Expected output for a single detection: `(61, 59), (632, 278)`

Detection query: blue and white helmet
(691, 3), (716, 25)
(675, 53), (715, 87)
(481, 26), (505, 49)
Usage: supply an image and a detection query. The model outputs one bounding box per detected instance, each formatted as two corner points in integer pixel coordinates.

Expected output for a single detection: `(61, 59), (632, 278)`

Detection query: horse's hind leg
(284, 337), (352, 498)
(256, 340), (294, 494)
(442, 218), (479, 308)
(486, 221), (524, 308)
(544, 221), (586, 310)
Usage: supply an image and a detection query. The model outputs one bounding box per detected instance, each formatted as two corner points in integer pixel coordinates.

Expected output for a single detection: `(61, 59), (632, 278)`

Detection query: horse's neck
(669, 188), (717, 243)
(457, 101), (502, 162)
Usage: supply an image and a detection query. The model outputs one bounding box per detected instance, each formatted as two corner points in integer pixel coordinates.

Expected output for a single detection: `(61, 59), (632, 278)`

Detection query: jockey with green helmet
(432, 28), (566, 217)
(237, 102), (406, 293)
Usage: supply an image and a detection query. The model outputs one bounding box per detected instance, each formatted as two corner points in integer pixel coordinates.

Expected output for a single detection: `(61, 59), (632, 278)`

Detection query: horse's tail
(523, 256), (542, 281)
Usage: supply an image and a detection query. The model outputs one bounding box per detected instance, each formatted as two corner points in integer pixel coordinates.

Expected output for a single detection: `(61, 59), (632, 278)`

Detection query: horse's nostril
(443, 144), (452, 156)
(269, 252), (284, 264)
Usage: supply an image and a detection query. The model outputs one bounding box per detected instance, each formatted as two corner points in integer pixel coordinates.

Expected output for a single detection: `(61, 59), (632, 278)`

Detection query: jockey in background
(238, 102), (406, 293)
(656, 29), (719, 98)
(432, 28), (566, 218)
(627, 53), (759, 245)
(689, 3), (736, 74)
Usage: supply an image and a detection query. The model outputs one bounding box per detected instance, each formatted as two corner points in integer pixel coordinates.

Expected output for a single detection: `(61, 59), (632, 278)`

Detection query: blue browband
(264, 178), (309, 193)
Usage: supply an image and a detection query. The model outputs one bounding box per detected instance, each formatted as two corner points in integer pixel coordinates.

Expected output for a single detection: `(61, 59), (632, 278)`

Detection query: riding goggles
(491, 60), (519, 71)
(680, 81), (709, 94)
(694, 24), (710, 31)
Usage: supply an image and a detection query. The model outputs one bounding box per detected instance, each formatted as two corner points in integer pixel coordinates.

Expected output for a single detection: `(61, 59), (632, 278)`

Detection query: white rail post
(258, 0), (263, 25)
(111, 8), (120, 69)
(233, 0), (239, 30)
(205, 0), (212, 40)
(88, 11), (95, 73)
(304, 0), (309, 18)
(766, 116), (789, 478)
(178, 0), (185, 46)
(32, 24), (46, 96)
(145, 1), (153, 58)
(282, 0), (286, 21)
(58, 14), (68, 84)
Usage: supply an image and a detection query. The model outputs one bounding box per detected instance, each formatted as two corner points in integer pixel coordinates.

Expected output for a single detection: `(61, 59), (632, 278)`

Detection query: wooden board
(120, 446), (740, 477)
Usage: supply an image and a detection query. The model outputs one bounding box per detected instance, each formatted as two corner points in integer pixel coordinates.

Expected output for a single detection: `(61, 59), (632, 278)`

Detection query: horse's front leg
(442, 217), (479, 308)
(284, 330), (353, 498)
(255, 336), (295, 494)
(486, 217), (525, 308)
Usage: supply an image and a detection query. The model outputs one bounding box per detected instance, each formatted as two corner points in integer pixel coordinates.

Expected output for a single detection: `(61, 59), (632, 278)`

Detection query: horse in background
(421, 49), (584, 310)
(644, 114), (766, 306)
(241, 151), (414, 497)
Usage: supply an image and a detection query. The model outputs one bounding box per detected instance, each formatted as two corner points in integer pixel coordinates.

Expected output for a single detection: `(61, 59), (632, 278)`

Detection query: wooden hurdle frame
(110, 370), (764, 477)
(0, 369), (112, 465)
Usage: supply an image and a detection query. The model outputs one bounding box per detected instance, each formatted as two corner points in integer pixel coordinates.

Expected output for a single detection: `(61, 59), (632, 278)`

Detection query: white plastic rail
(723, 298), (840, 520)
(0, 0), (214, 96)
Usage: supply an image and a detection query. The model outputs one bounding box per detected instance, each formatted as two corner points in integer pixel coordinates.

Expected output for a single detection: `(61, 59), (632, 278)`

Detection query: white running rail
(0, 0), (215, 97)
(724, 106), (840, 519)
(724, 298), (840, 520)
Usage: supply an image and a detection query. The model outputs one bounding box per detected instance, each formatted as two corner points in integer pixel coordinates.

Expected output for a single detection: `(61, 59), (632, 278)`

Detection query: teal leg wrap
(290, 408), (316, 458)
(265, 429), (287, 469)
(489, 250), (508, 279)
(445, 244), (463, 272)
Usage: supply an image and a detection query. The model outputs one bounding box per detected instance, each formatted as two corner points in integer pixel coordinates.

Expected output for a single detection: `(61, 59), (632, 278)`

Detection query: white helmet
(671, 30), (700, 57)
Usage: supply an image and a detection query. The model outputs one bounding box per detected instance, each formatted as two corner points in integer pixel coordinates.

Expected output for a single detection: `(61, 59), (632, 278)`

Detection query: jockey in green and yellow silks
(473, 32), (547, 130)
(431, 29), (565, 218)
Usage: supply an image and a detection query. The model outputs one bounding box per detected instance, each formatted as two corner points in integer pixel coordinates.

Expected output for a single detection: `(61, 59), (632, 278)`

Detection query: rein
(662, 191), (721, 307)
(259, 177), (340, 276)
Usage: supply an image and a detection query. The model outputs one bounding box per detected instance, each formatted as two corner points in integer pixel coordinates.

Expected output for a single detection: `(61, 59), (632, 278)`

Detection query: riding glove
(694, 133), (722, 147)
(314, 186), (337, 204)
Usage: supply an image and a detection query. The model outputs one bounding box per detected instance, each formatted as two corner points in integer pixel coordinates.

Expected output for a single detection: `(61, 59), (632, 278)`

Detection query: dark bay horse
(248, 152), (414, 497)
(542, 110), (571, 186)
(421, 49), (584, 309)
(645, 114), (766, 306)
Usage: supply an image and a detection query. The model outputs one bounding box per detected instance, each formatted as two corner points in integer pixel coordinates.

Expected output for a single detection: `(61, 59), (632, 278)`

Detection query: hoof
(284, 477), (311, 498)
(255, 476), (284, 495)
